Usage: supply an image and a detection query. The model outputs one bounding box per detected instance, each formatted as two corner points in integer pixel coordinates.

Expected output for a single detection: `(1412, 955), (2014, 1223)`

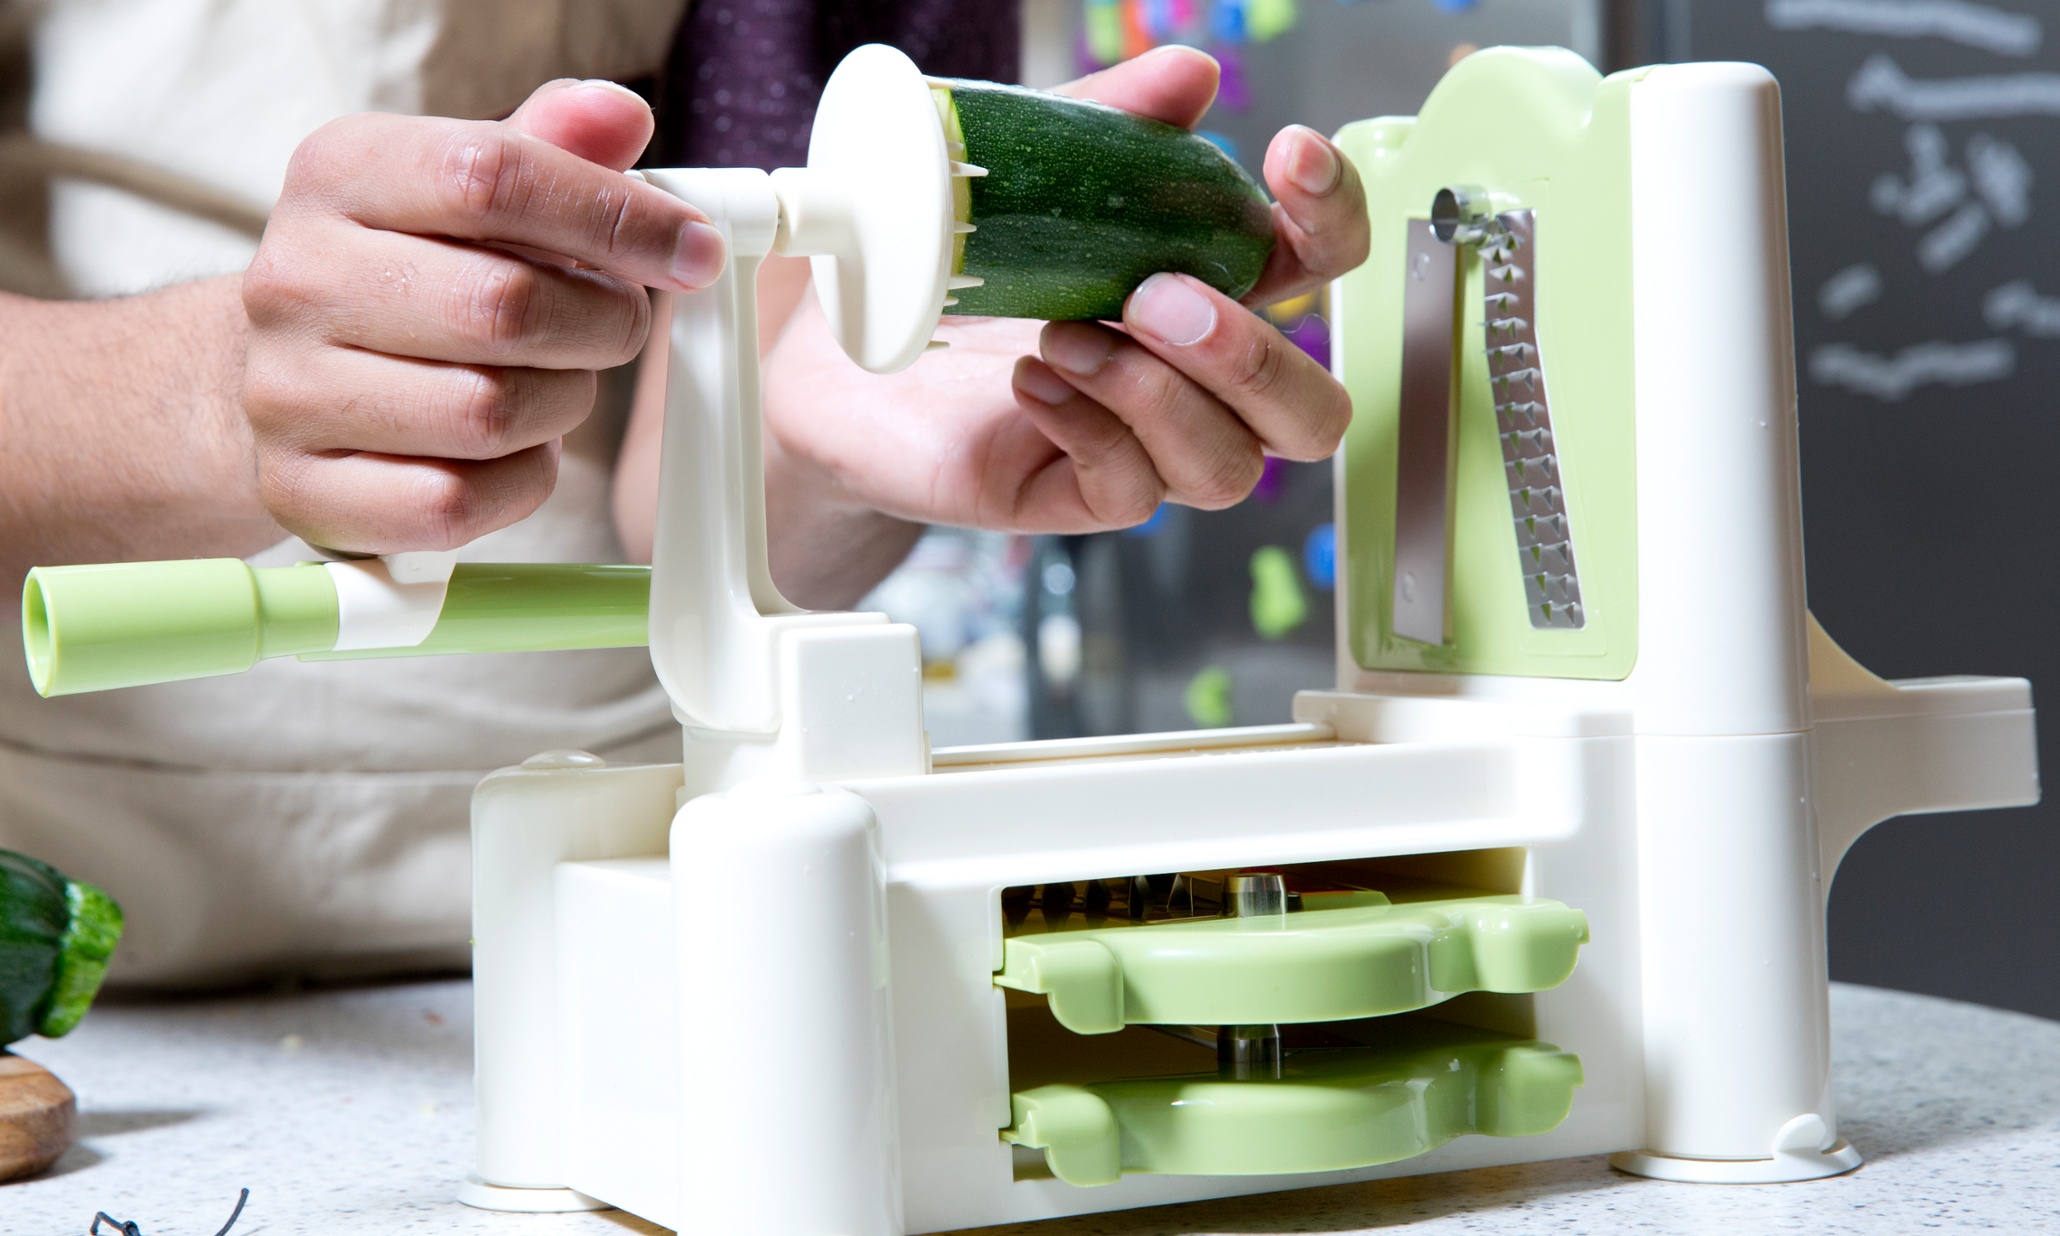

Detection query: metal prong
(1218, 1024), (1284, 1080)
(947, 273), (985, 290)
(942, 296), (959, 308)
(1223, 871), (1288, 918)
(952, 221), (977, 234)
(1431, 185), (1499, 247)
(949, 161), (988, 178)
(926, 339), (950, 352)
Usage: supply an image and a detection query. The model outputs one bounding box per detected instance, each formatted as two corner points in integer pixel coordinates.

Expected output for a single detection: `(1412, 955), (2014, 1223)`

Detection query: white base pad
(455, 1173), (611, 1212)
(1610, 1140), (1863, 1183)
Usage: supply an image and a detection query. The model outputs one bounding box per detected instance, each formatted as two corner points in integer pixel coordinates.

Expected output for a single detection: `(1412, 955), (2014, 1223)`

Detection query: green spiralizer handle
(23, 559), (650, 697)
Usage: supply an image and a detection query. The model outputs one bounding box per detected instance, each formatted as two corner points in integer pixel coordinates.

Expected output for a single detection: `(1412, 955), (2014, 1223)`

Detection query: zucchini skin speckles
(938, 81), (1275, 321)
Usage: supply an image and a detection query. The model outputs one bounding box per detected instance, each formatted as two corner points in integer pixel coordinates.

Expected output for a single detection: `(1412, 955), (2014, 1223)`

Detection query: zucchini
(934, 80), (1276, 321)
(0, 850), (122, 1044)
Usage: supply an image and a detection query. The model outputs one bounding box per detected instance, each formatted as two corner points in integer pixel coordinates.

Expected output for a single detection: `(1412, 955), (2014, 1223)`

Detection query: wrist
(764, 432), (923, 610)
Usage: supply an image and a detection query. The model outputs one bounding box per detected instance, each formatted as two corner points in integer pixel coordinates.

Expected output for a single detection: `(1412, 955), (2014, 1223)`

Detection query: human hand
(241, 79), (725, 552)
(761, 45), (1366, 542)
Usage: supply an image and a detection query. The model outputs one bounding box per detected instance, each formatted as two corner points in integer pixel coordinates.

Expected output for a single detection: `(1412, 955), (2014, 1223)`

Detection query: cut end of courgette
(36, 879), (123, 1039)
(931, 86), (973, 278)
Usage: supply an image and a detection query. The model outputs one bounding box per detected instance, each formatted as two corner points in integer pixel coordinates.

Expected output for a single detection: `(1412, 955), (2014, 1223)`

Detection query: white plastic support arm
(636, 47), (952, 737)
(638, 168), (803, 734)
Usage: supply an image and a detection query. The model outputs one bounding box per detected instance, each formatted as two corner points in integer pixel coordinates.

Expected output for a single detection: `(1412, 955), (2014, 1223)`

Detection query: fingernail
(1287, 128), (1342, 197)
(1043, 322), (1115, 376)
(1128, 274), (1216, 347)
(571, 78), (644, 102)
(1016, 362), (1076, 406)
(671, 221), (726, 289)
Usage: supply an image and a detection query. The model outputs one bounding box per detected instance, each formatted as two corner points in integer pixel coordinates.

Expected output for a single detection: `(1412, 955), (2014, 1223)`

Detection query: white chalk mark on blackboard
(1810, 338), (2016, 399)
(1871, 124), (1968, 224)
(1769, 0), (2041, 58)
(1821, 264), (1886, 319)
(1986, 279), (2060, 335)
(1967, 133), (2033, 225)
(1869, 125), (2029, 271)
(1850, 54), (2060, 120)
(1920, 200), (1992, 270)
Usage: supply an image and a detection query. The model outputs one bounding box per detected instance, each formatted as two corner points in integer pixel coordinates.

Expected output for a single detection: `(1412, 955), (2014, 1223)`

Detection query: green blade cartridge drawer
(995, 886), (1590, 1034)
(1003, 1019), (1584, 1186)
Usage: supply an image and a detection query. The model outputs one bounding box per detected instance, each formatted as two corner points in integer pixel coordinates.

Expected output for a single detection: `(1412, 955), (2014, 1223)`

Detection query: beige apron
(0, 0), (688, 985)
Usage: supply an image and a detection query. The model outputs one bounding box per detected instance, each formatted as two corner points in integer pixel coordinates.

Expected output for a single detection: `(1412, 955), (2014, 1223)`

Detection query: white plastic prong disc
(794, 43), (954, 374)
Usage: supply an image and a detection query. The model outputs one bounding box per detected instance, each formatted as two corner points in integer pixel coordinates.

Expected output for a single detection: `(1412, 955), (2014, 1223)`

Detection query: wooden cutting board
(0, 1051), (75, 1181)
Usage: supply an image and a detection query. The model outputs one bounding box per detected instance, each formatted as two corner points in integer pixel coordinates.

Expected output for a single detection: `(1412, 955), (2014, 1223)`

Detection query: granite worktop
(7, 980), (2058, 1234)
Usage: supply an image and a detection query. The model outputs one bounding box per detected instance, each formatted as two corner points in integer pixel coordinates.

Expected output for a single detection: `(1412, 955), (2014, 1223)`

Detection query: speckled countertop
(7, 981), (2058, 1235)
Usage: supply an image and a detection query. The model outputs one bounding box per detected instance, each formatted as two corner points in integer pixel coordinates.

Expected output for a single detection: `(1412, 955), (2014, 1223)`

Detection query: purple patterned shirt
(651, 0), (1023, 170)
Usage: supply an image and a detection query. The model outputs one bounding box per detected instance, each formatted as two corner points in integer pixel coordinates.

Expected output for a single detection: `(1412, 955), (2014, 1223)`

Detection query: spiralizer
(17, 44), (2040, 1235)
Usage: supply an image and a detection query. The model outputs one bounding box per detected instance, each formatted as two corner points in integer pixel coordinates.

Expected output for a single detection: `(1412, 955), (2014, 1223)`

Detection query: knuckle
(237, 355), (296, 425)
(1125, 356), (1190, 427)
(1231, 332), (1293, 403)
(416, 450), (555, 548)
(450, 369), (524, 457)
(240, 244), (305, 322)
(1188, 444), (1264, 509)
(282, 122), (348, 192)
(607, 282), (653, 365)
(256, 451), (321, 524)
(1281, 383), (1352, 461)
(438, 128), (528, 225)
(415, 470), (493, 548)
(1108, 485), (1165, 528)
(1309, 386), (1354, 456)
(452, 259), (543, 357)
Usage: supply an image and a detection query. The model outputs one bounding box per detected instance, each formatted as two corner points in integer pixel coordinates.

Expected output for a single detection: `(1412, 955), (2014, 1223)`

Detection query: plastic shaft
(306, 564), (651, 661)
(23, 560), (651, 697)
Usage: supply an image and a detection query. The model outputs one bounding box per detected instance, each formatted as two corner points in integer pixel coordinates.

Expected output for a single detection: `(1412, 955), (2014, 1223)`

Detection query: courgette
(0, 850), (122, 1044)
(934, 80), (1276, 321)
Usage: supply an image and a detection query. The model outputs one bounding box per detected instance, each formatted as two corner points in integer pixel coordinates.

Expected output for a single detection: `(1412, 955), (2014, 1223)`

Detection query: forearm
(0, 277), (281, 590)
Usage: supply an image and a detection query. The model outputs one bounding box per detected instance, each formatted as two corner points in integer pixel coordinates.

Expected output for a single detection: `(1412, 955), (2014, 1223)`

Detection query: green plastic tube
(303, 563), (651, 661)
(23, 560), (650, 697)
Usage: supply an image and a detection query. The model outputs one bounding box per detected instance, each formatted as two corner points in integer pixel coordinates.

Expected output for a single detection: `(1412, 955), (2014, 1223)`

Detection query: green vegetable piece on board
(1249, 545), (1308, 640)
(0, 849), (123, 1044)
(935, 80), (1276, 321)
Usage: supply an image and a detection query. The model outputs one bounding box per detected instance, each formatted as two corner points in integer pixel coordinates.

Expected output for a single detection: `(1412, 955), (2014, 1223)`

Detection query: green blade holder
(996, 893), (1591, 1034)
(24, 559), (650, 697)
(1005, 1024), (1585, 1186)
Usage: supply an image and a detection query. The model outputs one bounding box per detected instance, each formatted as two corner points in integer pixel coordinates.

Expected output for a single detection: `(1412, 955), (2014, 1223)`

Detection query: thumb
(504, 78), (655, 171)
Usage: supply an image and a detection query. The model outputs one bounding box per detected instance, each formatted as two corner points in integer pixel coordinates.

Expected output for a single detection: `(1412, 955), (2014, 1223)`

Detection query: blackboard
(1686, 1), (2060, 1018)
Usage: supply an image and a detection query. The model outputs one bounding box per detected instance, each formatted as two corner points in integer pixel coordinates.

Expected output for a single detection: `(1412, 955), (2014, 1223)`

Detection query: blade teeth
(949, 161), (989, 178)
(947, 273), (985, 290)
(953, 221), (977, 234)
